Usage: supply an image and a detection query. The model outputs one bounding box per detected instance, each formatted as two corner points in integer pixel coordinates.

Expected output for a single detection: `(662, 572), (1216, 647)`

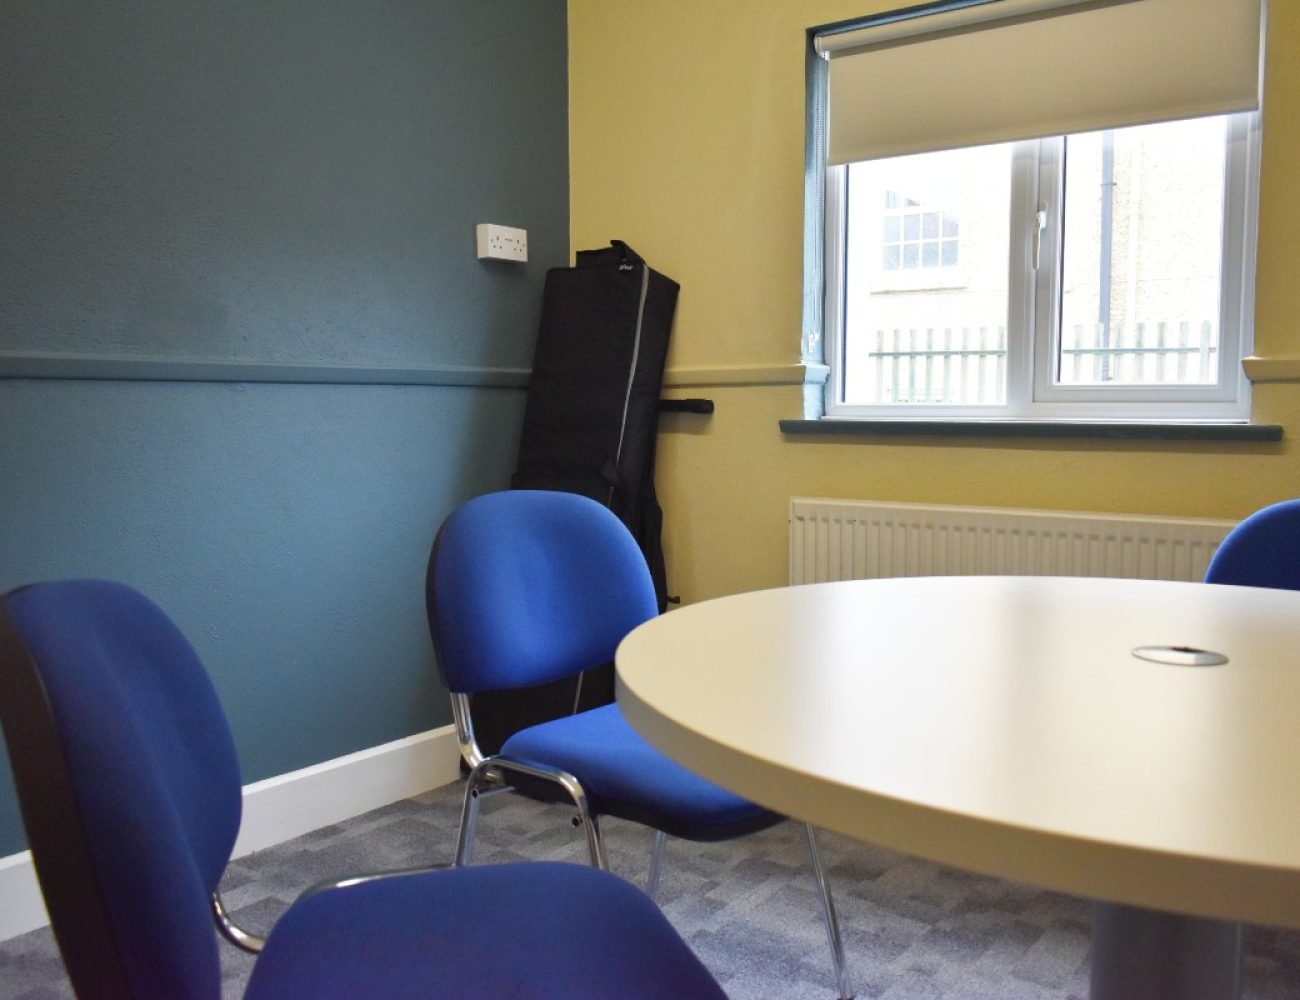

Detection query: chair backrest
(0, 580), (242, 1000)
(1205, 499), (1300, 589)
(427, 490), (659, 694)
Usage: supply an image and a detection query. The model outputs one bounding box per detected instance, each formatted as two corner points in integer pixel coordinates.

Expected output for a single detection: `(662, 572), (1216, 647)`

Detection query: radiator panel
(789, 498), (1236, 585)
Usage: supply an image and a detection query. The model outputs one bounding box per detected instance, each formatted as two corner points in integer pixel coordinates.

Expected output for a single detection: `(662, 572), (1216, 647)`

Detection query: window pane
(843, 144), (1012, 405)
(1057, 117), (1227, 387)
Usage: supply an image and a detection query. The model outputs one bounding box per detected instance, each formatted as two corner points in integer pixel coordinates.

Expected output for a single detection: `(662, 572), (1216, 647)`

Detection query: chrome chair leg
(456, 765), (490, 866)
(572, 802), (610, 871)
(533, 760), (609, 871)
(646, 829), (668, 901)
(804, 823), (852, 1000)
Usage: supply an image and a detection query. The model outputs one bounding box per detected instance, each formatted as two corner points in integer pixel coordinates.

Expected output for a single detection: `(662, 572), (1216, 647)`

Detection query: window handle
(1032, 203), (1048, 270)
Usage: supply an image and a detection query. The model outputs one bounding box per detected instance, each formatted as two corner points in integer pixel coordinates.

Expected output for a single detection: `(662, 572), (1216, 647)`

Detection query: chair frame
(452, 691), (609, 869)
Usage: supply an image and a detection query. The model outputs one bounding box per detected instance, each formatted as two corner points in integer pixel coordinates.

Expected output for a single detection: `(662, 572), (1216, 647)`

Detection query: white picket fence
(1060, 320), (1217, 385)
(868, 326), (1005, 405)
(867, 321), (1216, 404)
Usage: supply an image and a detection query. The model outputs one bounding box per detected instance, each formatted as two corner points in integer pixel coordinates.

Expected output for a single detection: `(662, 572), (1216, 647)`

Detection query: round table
(615, 576), (1300, 1000)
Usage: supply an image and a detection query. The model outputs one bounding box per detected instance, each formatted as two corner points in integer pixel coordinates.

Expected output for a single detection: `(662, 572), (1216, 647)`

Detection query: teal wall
(0, 2), (568, 856)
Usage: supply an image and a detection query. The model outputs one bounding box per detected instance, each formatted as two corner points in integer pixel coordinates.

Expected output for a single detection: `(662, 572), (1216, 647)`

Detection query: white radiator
(789, 497), (1237, 586)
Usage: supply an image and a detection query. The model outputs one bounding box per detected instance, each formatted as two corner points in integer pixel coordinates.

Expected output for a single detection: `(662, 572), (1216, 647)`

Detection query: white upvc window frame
(822, 111), (1262, 423)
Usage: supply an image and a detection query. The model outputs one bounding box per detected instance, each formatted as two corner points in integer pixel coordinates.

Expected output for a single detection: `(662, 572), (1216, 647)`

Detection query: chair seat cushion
(245, 862), (726, 1000)
(501, 704), (780, 840)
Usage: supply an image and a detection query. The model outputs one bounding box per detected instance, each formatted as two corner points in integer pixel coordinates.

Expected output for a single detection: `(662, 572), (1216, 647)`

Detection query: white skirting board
(0, 724), (461, 942)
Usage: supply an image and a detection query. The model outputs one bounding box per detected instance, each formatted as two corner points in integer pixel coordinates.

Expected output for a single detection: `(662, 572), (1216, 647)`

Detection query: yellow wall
(569, 1), (1300, 603)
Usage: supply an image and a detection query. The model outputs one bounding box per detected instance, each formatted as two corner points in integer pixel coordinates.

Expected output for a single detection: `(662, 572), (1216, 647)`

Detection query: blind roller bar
(821, 0), (1265, 165)
(813, 0), (1118, 57)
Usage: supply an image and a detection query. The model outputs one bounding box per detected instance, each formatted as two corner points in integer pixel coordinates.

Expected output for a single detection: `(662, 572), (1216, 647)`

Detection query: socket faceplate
(476, 223), (528, 262)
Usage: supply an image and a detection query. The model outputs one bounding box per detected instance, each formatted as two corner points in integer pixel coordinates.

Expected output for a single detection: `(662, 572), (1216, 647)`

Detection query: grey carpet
(2, 780), (1298, 999)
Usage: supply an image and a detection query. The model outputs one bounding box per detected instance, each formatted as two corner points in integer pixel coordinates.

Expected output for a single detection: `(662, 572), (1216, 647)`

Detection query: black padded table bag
(514, 240), (677, 607)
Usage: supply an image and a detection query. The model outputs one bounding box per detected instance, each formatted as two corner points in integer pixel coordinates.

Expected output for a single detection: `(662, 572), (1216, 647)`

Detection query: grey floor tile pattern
(2, 780), (1298, 999)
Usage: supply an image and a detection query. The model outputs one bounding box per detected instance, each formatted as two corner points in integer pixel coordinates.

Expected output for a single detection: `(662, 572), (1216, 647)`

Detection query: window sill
(779, 418), (1282, 442)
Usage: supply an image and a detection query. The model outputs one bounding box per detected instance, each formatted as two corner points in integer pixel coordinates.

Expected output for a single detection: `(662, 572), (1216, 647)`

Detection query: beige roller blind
(819, 0), (1265, 165)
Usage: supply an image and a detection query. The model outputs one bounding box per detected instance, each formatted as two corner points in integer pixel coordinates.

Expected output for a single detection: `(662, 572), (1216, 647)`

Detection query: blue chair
(1205, 499), (1300, 589)
(427, 490), (853, 999)
(0, 579), (726, 1000)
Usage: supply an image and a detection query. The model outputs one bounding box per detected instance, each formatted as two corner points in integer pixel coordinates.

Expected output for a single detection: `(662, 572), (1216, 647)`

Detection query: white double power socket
(476, 223), (528, 263)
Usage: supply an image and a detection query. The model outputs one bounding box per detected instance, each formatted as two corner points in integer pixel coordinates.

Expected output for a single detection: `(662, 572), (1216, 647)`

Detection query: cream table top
(615, 576), (1300, 929)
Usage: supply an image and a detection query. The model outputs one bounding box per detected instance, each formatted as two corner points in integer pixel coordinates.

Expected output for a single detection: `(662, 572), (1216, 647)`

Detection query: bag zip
(577, 257), (649, 714)
(610, 261), (650, 507)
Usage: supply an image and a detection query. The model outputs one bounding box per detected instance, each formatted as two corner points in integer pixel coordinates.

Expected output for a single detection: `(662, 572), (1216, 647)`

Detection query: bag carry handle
(576, 240), (645, 271)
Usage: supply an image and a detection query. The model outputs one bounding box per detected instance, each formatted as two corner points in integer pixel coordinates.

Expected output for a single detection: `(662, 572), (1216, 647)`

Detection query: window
(881, 191), (959, 273)
(828, 114), (1259, 417)
(841, 144), (1012, 404)
(809, 0), (1266, 423)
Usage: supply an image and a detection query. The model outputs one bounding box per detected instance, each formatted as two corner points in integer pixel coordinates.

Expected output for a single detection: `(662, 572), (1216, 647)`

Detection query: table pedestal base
(1089, 901), (1241, 1000)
